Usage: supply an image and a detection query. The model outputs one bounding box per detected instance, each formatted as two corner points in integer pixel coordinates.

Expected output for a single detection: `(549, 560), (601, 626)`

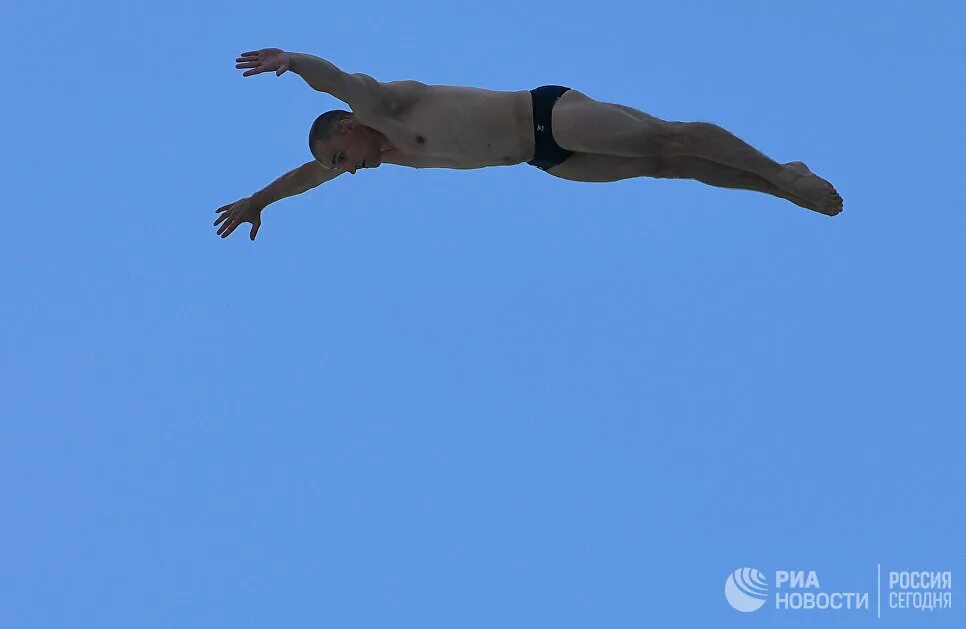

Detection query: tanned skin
(215, 48), (843, 240)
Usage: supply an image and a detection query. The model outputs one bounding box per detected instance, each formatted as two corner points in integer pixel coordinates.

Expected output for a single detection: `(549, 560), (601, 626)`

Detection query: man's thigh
(546, 152), (662, 182)
(551, 90), (673, 155)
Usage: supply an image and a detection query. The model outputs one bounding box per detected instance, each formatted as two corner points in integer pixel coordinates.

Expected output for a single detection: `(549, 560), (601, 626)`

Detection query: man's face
(314, 120), (383, 174)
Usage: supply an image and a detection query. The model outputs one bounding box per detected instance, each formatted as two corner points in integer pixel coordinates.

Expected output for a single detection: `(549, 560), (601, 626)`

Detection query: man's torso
(358, 83), (536, 170)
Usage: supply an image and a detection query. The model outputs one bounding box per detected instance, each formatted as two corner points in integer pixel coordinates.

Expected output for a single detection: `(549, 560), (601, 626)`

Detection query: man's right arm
(236, 49), (393, 116)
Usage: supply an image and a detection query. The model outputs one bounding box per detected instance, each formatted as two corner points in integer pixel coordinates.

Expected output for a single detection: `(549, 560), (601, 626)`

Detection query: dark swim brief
(526, 85), (575, 171)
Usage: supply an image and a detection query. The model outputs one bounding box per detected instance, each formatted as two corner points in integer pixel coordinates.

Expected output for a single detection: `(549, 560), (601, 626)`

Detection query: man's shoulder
(380, 80), (431, 114)
(383, 79), (430, 91)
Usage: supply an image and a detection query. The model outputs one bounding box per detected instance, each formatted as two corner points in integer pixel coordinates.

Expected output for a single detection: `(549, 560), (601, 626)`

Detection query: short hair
(308, 110), (353, 158)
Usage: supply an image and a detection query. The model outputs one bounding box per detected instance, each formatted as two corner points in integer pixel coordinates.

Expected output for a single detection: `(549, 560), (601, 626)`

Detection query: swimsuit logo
(536, 124), (545, 132)
(725, 567), (769, 612)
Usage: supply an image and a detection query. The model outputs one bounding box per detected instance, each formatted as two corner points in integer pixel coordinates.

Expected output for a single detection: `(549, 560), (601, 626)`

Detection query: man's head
(308, 110), (385, 174)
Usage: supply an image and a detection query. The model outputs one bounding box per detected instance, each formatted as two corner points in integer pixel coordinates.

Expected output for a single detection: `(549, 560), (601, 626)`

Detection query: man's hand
(214, 196), (264, 240)
(235, 49), (292, 77)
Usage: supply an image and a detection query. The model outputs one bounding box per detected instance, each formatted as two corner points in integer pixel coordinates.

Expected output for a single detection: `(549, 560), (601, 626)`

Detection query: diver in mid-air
(215, 48), (843, 240)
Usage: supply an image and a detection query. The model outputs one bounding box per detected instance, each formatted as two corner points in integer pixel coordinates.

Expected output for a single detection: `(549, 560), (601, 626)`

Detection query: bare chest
(374, 86), (534, 169)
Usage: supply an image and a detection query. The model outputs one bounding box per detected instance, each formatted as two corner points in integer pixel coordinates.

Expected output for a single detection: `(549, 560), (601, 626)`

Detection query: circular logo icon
(725, 567), (769, 612)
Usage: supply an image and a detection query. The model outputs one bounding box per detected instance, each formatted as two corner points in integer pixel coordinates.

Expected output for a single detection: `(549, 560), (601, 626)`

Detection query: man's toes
(824, 191), (844, 216)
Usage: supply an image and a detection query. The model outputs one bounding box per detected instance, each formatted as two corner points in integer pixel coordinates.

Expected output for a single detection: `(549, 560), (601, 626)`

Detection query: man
(215, 48), (843, 240)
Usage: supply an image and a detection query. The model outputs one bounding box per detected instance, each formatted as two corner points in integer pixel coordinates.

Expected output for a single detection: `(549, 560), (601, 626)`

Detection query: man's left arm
(236, 48), (391, 115)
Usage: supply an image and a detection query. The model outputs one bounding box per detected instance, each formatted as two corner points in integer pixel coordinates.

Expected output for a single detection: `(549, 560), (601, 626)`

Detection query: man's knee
(652, 121), (721, 154)
(648, 155), (714, 180)
(649, 122), (697, 154)
(641, 155), (683, 179)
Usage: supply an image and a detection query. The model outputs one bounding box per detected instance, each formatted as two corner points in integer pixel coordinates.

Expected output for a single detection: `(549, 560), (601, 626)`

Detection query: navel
(416, 135), (426, 144)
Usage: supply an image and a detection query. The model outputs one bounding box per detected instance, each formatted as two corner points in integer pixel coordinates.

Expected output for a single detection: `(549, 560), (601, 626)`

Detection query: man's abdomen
(396, 87), (534, 168)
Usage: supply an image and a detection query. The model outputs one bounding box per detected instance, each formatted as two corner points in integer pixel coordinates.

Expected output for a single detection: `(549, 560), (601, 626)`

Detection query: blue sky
(1, 1), (963, 627)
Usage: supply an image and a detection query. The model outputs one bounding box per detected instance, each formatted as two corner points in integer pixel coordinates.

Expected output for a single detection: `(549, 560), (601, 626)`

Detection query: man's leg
(659, 157), (821, 213)
(550, 91), (842, 215)
(546, 153), (823, 213)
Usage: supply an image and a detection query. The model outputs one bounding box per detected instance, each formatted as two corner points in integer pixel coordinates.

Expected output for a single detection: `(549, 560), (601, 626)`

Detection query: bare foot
(783, 161), (843, 216)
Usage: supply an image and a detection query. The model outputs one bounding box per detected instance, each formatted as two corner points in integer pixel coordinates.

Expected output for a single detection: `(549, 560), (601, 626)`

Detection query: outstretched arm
(252, 160), (339, 206)
(214, 161), (341, 240)
(235, 49), (391, 115)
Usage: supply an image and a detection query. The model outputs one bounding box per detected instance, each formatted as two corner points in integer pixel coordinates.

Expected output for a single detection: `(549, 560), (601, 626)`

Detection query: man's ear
(342, 117), (360, 133)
